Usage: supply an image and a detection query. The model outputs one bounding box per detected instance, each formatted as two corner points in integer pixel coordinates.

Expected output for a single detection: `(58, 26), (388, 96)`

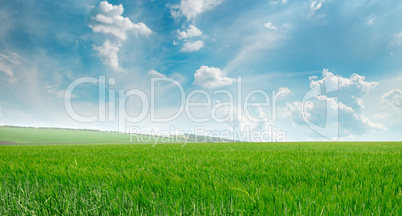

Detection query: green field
(0, 126), (231, 145)
(0, 140), (401, 215)
(0, 126), (135, 144)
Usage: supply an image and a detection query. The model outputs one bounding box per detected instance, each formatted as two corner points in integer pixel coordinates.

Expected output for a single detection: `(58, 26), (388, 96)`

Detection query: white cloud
(177, 25), (202, 39)
(397, 32), (402, 40)
(94, 40), (122, 72)
(271, 0), (287, 4)
(180, 40), (204, 52)
(264, 22), (277, 30)
(382, 89), (402, 109)
(309, 69), (378, 111)
(88, 1), (152, 71)
(278, 87), (291, 96)
(0, 105), (2, 117)
(0, 57), (15, 77)
(148, 69), (166, 78)
(367, 17), (376, 25)
(391, 32), (402, 47)
(171, 0), (224, 20)
(194, 66), (233, 88)
(88, 1), (152, 40)
(214, 101), (276, 142)
(176, 25), (203, 52)
(310, 0), (324, 13)
(310, 69), (379, 91)
(286, 96), (385, 136)
(0, 52), (20, 83)
(286, 69), (385, 137)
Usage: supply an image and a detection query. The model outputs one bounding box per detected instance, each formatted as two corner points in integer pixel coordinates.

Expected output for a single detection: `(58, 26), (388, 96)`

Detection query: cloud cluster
(215, 102), (266, 130)
(88, 1), (152, 71)
(310, 0), (324, 13)
(94, 39), (121, 72)
(382, 89), (402, 109)
(176, 25), (204, 52)
(88, 1), (152, 40)
(181, 40), (204, 52)
(177, 25), (202, 39)
(264, 22), (277, 30)
(309, 69), (378, 111)
(213, 99), (290, 142)
(0, 52), (20, 83)
(396, 32), (402, 41)
(170, 0), (222, 53)
(194, 66), (233, 88)
(286, 69), (385, 137)
(171, 0), (224, 21)
(271, 0), (287, 4)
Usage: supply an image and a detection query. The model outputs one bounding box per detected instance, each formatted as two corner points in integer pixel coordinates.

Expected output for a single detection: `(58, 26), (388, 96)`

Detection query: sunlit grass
(0, 142), (401, 215)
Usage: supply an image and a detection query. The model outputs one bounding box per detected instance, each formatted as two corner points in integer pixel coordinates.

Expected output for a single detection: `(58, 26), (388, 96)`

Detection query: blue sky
(0, 0), (401, 141)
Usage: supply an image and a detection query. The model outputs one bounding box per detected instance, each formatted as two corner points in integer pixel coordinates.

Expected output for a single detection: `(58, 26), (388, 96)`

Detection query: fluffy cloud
(286, 69), (385, 137)
(309, 69), (378, 111)
(310, 0), (324, 13)
(278, 87), (291, 96)
(176, 25), (203, 52)
(94, 40), (121, 72)
(271, 0), (287, 4)
(88, 1), (152, 71)
(0, 52), (20, 83)
(194, 66), (233, 88)
(286, 96), (385, 136)
(264, 22), (277, 30)
(171, 0), (224, 20)
(88, 1), (152, 40)
(177, 25), (202, 39)
(180, 40), (204, 52)
(367, 17), (376, 25)
(382, 89), (402, 109)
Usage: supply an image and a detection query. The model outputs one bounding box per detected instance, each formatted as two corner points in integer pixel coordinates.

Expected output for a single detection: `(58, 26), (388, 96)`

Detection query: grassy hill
(0, 126), (233, 145)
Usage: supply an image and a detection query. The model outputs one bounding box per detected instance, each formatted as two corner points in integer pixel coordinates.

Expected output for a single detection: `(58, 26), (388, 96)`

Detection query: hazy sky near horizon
(0, 0), (401, 141)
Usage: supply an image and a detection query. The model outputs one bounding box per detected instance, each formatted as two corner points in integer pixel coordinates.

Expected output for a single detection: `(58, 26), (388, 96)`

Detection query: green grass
(0, 142), (401, 215)
(0, 126), (145, 144)
(0, 126), (232, 144)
